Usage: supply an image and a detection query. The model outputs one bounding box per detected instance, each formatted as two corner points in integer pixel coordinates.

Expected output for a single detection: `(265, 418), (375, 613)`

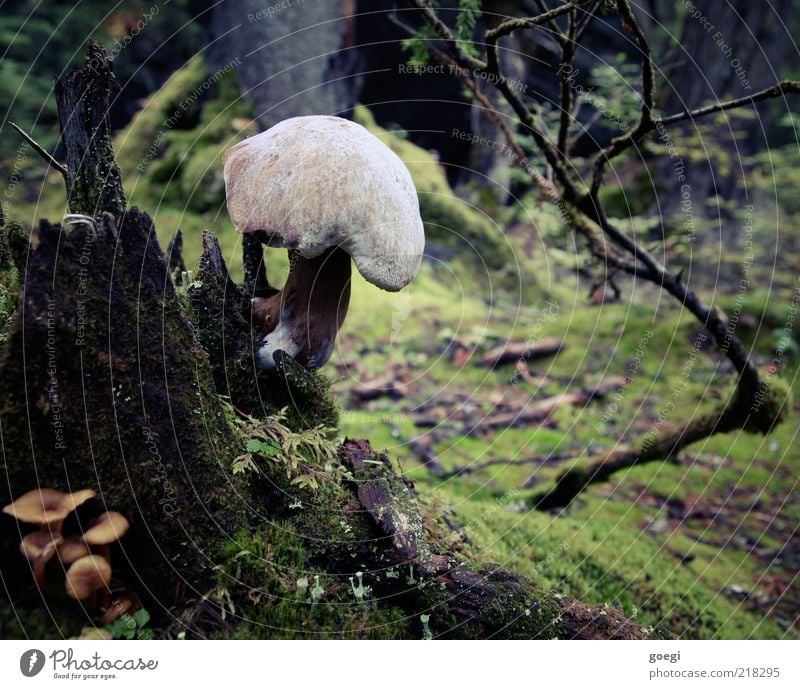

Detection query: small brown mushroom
(19, 531), (64, 590)
(65, 555), (112, 601)
(3, 488), (96, 532)
(57, 536), (91, 566)
(97, 594), (135, 624)
(82, 511), (130, 563)
(82, 511), (130, 547)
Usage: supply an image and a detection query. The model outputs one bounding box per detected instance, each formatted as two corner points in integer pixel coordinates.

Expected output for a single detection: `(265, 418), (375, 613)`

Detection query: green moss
(217, 525), (411, 639)
(115, 55), (208, 182)
(0, 222), (21, 345)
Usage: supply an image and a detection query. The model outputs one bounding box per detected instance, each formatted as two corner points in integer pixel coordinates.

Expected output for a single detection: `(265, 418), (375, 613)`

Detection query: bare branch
(660, 79), (800, 128)
(413, 0), (578, 199)
(557, 9), (578, 157)
(590, 0), (656, 195)
(485, 0), (591, 44)
(574, 0), (605, 42)
(9, 122), (68, 180)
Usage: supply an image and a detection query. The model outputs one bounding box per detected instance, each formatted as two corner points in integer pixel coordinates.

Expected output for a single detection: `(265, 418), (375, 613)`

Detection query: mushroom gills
(253, 246), (351, 370)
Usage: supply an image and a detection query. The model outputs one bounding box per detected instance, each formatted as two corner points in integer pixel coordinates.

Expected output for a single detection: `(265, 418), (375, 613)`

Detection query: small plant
(232, 408), (348, 492)
(296, 576), (309, 599)
(310, 575), (325, 604)
(420, 613), (433, 640)
(175, 269), (202, 297)
(107, 608), (154, 640)
(348, 571), (372, 604)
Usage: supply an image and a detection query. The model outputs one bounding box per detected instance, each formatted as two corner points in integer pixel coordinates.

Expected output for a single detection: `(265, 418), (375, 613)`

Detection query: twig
(414, 0), (485, 70)
(485, 0), (591, 44)
(428, 44), (560, 201)
(659, 79), (800, 128)
(590, 0), (656, 196)
(556, 9), (578, 158)
(440, 451), (580, 479)
(574, 0), (605, 43)
(9, 122), (68, 180)
(414, 0), (579, 198)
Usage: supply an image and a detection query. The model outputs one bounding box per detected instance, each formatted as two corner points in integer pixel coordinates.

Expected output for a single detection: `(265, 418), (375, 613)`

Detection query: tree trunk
(209, 0), (361, 129)
(657, 1), (794, 218)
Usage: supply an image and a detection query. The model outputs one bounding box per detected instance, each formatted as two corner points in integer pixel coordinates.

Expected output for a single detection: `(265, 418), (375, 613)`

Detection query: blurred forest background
(0, 0), (798, 639)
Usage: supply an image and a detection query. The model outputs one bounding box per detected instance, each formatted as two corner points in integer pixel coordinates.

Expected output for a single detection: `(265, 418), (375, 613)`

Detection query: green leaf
(245, 439), (263, 452)
(134, 608), (151, 627)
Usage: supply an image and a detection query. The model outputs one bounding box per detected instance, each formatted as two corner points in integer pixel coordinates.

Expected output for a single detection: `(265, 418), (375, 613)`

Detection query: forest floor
(322, 224), (799, 640)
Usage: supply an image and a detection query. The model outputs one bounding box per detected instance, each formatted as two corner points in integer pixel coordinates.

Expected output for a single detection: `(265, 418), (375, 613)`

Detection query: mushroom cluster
(223, 115), (425, 370)
(3, 488), (131, 619)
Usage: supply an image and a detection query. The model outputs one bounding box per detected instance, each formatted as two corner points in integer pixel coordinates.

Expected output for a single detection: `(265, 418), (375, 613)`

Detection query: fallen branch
(475, 377), (625, 432)
(349, 366), (408, 403)
(440, 451), (579, 479)
(413, 378), (622, 433)
(477, 336), (563, 368)
(531, 382), (791, 510)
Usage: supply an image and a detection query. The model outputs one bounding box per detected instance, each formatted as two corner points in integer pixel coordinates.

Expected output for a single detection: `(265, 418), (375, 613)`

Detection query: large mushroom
(223, 115), (425, 370)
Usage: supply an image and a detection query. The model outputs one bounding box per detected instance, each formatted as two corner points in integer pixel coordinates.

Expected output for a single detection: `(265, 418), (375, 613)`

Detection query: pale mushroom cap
(57, 537), (91, 565)
(65, 555), (112, 600)
(3, 488), (96, 528)
(223, 115), (425, 291)
(20, 531), (64, 563)
(82, 511), (130, 546)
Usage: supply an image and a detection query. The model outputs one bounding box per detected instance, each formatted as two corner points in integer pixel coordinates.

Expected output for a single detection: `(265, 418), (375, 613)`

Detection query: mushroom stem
(253, 246), (351, 370)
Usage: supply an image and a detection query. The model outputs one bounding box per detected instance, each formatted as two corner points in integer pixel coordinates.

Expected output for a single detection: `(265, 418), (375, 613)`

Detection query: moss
(114, 56), (254, 268)
(216, 525), (412, 639)
(115, 55), (208, 182)
(0, 223), (22, 346)
(353, 105), (514, 271)
(736, 377), (791, 433)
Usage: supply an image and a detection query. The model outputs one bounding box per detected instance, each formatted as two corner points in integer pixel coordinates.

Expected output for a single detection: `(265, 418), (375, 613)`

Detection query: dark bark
(242, 234), (274, 298)
(54, 41), (126, 216)
(0, 210), (249, 617)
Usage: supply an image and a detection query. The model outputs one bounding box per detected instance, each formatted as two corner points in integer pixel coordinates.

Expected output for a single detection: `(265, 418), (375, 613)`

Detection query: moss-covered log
(335, 439), (651, 639)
